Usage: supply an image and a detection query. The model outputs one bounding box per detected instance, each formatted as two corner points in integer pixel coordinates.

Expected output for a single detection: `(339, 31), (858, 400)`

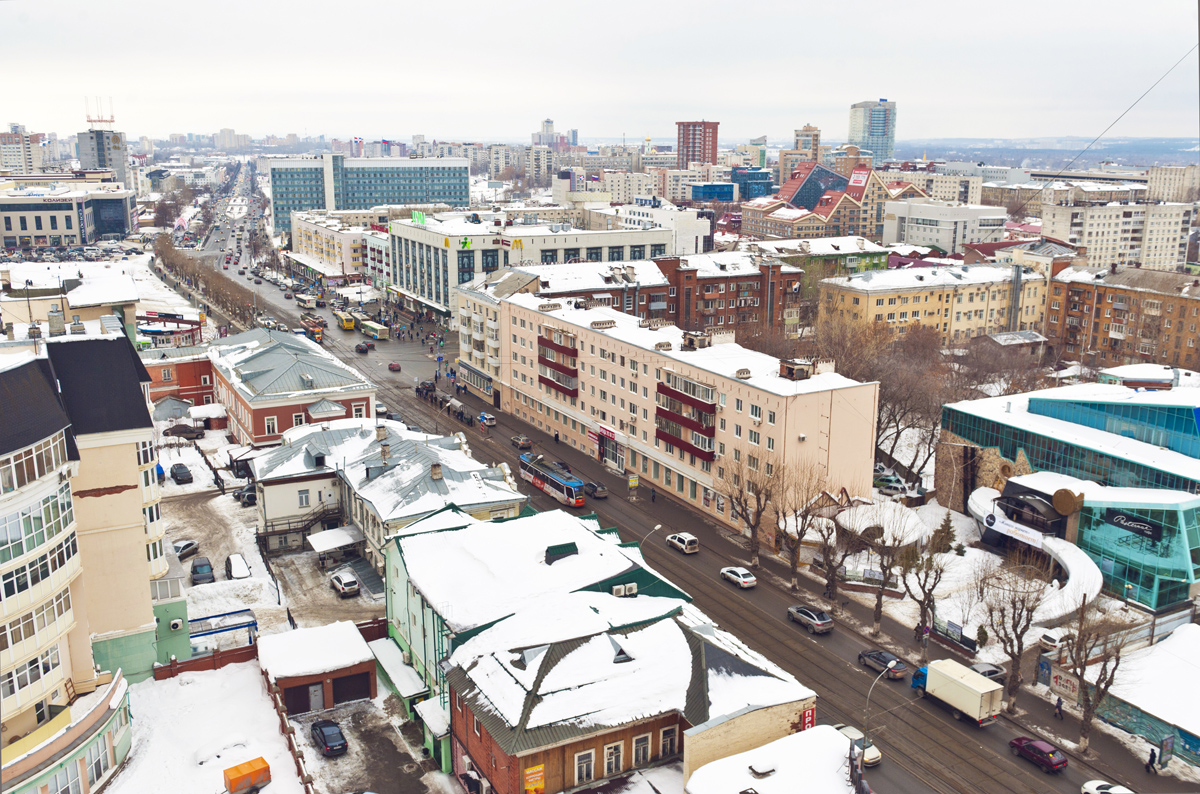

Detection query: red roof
(963, 240), (1026, 257)
(810, 190), (856, 219)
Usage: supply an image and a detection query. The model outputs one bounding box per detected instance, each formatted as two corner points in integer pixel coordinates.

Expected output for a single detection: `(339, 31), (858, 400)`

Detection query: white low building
(883, 198), (1007, 254)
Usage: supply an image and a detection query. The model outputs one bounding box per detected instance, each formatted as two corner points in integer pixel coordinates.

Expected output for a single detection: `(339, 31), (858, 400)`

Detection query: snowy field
(111, 663), (305, 794)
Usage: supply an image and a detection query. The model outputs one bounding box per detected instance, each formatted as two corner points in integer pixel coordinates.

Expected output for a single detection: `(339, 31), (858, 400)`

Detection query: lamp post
(639, 524), (663, 555)
(861, 660), (897, 772)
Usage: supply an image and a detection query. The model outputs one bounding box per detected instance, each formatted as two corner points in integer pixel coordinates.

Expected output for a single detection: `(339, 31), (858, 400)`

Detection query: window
(474, 716), (481, 736)
(353, 404), (365, 418)
(767, 410), (776, 424)
(264, 417), (277, 435)
(292, 413), (304, 428)
(735, 399), (743, 412)
(604, 742), (623, 776)
(661, 726), (677, 757)
(575, 750), (595, 785)
(298, 489), (310, 508)
(86, 736), (110, 785)
(161, 368), (173, 382)
(47, 764), (80, 794)
(750, 404), (762, 420)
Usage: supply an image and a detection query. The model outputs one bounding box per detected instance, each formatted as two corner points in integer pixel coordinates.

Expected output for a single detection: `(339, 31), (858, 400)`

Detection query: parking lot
(271, 551), (386, 627)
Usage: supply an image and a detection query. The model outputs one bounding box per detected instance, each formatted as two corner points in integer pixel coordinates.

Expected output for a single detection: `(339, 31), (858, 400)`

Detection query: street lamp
(639, 524), (663, 554)
(861, 660), (896, 771)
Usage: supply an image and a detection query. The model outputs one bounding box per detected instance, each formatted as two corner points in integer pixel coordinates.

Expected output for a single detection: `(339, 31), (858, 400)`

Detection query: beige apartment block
(456, 291), (878, 540)
(1040, 201), (1195, 271)
(819, 264), (1046, 345)
(1146, 164), (1200, 202)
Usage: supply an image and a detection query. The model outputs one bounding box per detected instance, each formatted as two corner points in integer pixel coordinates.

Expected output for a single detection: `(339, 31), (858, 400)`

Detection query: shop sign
(627, 474), (639, 489)
(983, 510), (1044, 549)
(1104, 508), (1162, 542)
(524, 764), (545, 794)
(801, 707), (816, 730)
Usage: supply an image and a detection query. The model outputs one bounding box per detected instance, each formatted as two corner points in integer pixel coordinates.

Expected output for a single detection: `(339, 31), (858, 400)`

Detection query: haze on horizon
(4, 0), (1198, 145)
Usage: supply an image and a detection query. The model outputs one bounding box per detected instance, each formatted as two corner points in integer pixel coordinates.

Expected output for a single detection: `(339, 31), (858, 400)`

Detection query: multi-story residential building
(980, 181), (1145, 218)
(794, 124), (821, 160)
(639, 152), (678, 171)
(267, 154), (469, 235)
(883, 198), (1007, 254)
(848, 99), (896, 161)
(675, 121), (719, 168)
(488, 144), (523, 179)
(1146, 164), (1200, 202)
(0, 355), (135, 794)
(1044, 264), (1200, 369)
(601, 171), (655, 203)
(880, 169), (982, 205)
(388, 212), (672, 321)
(650, 168), (702, 203)
(1040, 201), (1194, 271)
(76, 129), (128, 187)
(456, 294), (878, 537)
(361, 227), (393, 289)
(582, 197), (712, 255)
(2, 184), (138, 248)
(824, 143), (873, 176)
(0, 131), (45, 175)
(526, 145), (554, 184)
(286, 210), (365, 287)
(819, 264), (1046, 345)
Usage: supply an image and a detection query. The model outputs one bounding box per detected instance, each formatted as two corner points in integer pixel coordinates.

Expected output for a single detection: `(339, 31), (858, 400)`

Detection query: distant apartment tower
(794, 124), (821, 160)
(77, 129), (128, 186)
(676, 121), (719, 169)
(848, 99), (896, 162)
(0, 130), (45, 175)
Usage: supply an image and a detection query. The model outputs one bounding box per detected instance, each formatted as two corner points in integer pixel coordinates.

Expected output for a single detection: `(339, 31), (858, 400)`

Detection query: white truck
(911, 658), (1003, 727)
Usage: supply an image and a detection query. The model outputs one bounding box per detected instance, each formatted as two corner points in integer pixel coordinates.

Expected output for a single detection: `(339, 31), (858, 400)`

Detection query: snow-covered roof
(1102, 622), (1200, 737)
(256, 620), (374, 681)
(741, 236), (888, 257)
(306, 525), (366, 553)
(64, 275), (140, 307)
(1100, 363), (1200, 387)
(503, 294), (867, 398)
(985, 330), (1046, 346)
(187, 403), (227, 420)
(512, 260), (670, 293)
(447, 592), (814, 754)
(674, 251), (803, 277)
(368, 638), (428, 699)
(685, 725), (852, 794)
(823, 264), (1043, 292)
(207, 328), (374, 404)
(835, 502), (931, 545)
(1007, 471), (1200, 508)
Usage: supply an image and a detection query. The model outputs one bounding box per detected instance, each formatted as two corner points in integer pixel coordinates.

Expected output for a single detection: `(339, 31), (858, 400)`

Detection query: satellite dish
(1052, 489), (1084, 516)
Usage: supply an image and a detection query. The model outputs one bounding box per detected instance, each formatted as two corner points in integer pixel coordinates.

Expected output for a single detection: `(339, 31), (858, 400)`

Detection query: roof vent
(381, 442), (391, 461)
(300, 373), (315, 389)
(654, 341), (672, 351)
(430, 462), (443, 480)
(590, 319), (616, 329)
(545, 542), (578, 565)
(538, 302), (562, 312)
(735, 367), (752, 379)
(376, 425), (387, 441)
(748, 763), (776, 779)
(610, 636), (633, 664)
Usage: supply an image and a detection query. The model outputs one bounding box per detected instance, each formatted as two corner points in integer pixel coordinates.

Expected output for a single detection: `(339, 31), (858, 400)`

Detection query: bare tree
(1062, 598), (1135, 753)
(811, 513), (865, 615)
(722, 455), (782, 569)
(898, 543), (949, 662)
(861, 506), (920, 637)
(981, 546), (1052, 713)
(774, 462), (827, 590)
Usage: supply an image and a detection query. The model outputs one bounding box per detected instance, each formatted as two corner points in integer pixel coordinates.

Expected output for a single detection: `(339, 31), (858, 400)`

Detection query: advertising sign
(524, 764), (545, 794)
(801, 707), (816, 730)
(627, 474), (639, 489)
(1160, 734), (1175, 767)
(1104, 508), (1162, 542)
(983, 510), (1044, 549)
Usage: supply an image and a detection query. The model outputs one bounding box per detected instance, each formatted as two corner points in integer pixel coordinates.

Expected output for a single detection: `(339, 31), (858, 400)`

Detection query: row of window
(0, 533), (79, 603)
(0, 587), (71, 653)
(0, 482), (76, 564)
(0, 642), (60, 699)
(0, 431), (69, 494)
(3, 214), (74, 232)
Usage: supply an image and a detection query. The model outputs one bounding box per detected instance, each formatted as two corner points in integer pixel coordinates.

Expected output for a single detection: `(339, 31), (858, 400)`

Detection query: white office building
(883, 198), (1007, 254)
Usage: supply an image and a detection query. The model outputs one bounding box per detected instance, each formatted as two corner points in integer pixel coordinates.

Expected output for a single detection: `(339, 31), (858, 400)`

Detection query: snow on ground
(110, 663), (304, 794)
(130, 253), (219, 342)
(158, 438), (221, 496)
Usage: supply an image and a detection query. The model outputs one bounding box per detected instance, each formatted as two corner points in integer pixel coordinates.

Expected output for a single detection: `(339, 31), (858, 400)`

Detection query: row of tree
(153, 236), (261, 326)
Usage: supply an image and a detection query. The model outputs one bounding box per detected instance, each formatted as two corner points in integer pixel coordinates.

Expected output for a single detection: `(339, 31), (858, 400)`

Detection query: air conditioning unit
(624, 582), (638, 596)
(481, 783), (492, 794)
(714, 453), (723, 461)
(169, 618), (184, 631)
(611, 584), (627, 597)
(402, 651), (412, 665)
(716, 404), (724, 411)
(462, 755), (474, 772)
(753, 419), (762, 426)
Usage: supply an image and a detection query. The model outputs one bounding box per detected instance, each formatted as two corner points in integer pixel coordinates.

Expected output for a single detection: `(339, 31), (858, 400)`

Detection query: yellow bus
(332, 311), (355, 330)
(360, 320), (389, 341)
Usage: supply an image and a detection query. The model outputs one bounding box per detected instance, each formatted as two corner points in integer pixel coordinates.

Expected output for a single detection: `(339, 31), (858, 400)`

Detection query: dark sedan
(858, 649), (908, 678)
(190, 556), (215, 585)
(169, 463), (193, 484)
(1009, 737), (1068, 774)
(164, 423), (205, 439)
(310, 719), (348, 757)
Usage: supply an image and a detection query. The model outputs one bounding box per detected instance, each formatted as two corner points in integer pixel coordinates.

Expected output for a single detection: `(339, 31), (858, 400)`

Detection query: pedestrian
(554, 431), (560, 444)
(1146, 748), (1157, 774)
(650, 487), (656, 502)
(1054, 697), (1064, 720)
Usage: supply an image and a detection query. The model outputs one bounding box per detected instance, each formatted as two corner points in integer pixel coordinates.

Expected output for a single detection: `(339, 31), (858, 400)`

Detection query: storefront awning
(306, 525), (366, 553)
(458, 360), (492, 382)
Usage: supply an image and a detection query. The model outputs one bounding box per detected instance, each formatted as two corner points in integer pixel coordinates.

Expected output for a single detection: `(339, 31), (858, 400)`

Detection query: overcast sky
(5, 0), (1198, 145)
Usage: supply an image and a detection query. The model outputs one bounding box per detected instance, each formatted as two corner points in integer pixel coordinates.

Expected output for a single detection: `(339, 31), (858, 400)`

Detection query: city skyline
(3, 0), (1198, 144)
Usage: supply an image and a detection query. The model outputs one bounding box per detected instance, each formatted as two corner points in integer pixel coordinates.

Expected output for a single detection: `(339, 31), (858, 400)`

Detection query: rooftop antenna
(85, 97), (115, 129)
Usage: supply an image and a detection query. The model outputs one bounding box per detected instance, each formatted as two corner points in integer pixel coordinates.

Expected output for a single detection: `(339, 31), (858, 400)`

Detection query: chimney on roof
(380, 442), (390, 461)
(375, 424), (387, 442)
(430, 462), (443, 480)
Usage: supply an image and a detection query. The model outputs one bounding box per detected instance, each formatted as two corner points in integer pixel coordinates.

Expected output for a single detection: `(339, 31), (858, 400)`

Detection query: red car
(1009, 737), (1068, 774)
(388, 362), (402, 372)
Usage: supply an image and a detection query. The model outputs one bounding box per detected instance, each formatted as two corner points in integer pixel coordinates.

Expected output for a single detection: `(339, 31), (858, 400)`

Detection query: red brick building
(141, 350), (216, 405)
(676, 121), (719, 169)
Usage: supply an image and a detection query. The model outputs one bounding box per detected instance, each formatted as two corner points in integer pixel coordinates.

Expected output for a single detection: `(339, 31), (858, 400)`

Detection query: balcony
(486, 335), (500, 349)
(487, 356), (501, 368)
(539, 375), (578, 398)
(700, 307), (716, 316)
(537, 335), (578, 357)
(149, 554), (169, 580)
(0, 655), (67, 721)
(1, 544), (82, 622)
(649, 301), (668, 311)
(656, 381), (716, 413)
(0, 608), (76, 671)
(486, 319), (499, 331)
(655, 405), (716, 437)
(1109, 327), (1126, 340)
(538, 354), (578, 378)
(654, 428), (715, 462)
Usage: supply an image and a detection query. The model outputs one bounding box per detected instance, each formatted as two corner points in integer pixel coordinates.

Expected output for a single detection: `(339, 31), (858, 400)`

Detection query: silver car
(787, 604), (834, 634)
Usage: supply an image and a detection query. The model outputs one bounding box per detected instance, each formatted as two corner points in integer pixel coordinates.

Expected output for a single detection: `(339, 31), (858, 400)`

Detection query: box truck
(911, 658), (1003, 726)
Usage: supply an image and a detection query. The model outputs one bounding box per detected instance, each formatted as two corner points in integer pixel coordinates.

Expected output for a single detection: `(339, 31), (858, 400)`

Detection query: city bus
(295, 294), (317, 309)
(331, 311), (356, 330)
(518, 453), (585, 507)
(360, 320), (389, 341)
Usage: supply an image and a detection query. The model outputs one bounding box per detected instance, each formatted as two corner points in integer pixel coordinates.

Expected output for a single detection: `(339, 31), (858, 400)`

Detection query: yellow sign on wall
(524, 764), (545, 794)
(512, 238), (523, 250)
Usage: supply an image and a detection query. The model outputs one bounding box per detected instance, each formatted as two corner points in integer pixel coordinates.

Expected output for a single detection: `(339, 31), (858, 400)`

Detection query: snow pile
(1102, 623), (1200, 737)
(257, 620), (373, 681)
(187, 403), (227, 420)
(835, 501), (931, 545)
(685, 724), (852, 794)
(1037, 537), (1103, 621)
(157, 441), (219, 495)
(110, 663), (304, 794)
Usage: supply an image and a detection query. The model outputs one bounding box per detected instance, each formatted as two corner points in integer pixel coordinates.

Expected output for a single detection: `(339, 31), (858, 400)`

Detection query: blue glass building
(268, 154), (469, 235)
(730, 167), (774, 201)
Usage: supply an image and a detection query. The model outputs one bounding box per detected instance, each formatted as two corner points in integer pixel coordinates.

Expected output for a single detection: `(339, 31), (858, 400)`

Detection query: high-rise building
(848, 99), (897, 162)
(793, 124), (821, 160)
(77, 129), (128, 186)
(675, 121), (719, 169)
(0, 130), (45, 175)
(567, 129), (578, 147)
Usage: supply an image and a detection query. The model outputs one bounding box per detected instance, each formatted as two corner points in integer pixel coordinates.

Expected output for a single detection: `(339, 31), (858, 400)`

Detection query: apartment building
(361, 227), (393, 289)
(980, 181), (1146, 218)
(882, 170), (982, 205)
(883, 198), (1007, 254)
(1040, 201), (1194, 271)
(456, 293), (878, 536)
(582, 196), (712, 255)
(1045, 264), (1200, 369)
(848, 99), (896, 161)
(601, 171), (654, 203)
(819, 264), (1046, 345)
(76, 130), (128, 188)
(286, 210), (365, 286)
(1146, 164), (1200, 202)
(676, 121), (719, 168)
(0, 131), (46, 175)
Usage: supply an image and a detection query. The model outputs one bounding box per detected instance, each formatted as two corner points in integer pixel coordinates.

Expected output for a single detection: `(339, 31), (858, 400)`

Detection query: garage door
(331, 672), (371, 705)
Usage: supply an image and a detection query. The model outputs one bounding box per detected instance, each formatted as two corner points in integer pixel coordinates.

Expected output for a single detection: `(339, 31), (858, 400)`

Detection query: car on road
(583, 481), (608, 498)
(1080, 782), (1135, 794)
(237, 268), (245, 275)
(354, 342), (372, 354)
(969, 662), (1006, 684)
(284, 292), (293, 299)
(388, 362), (403, 372)
(375, 403), (388, 416)
(511, 435), (532, 449)
(720, 566), (757, 589)
(832, 724), (882, 767)
(666, 532), (699, 554)
(787, 604), (834, 634)
(172, 539), (199, 560)
(253, 278), (262, 284)
(1009, 737), (1068, 774)
(330, 570), (360, 598)
(163, 423), (205, 439)
(858, 649), (908, 678)
(190, 556), (215, 585)
(225, 553), (251, 580)
(169, 463), (193, 484)
(310, 719), (348, 757)
(478, 413), (497, 427)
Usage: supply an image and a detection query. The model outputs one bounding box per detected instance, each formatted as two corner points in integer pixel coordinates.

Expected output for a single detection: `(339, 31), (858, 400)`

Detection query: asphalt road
(189, 262), (1146, 794)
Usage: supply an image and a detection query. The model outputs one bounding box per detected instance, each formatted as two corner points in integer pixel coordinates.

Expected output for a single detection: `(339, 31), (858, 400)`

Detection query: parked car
(969, 662), (1006, 684)
(190, 556), (215, 585)
(858, 649), (908, 678)
(284, 292), (293, 299)
(787, 604), (834, 634)
(253, 278), (262, 284)
(164, 423), (205, 439)
(478, 413), (497, 427)
(583, 481), (608, 498)
(1038, 628), (1075, 652)
(1009, 737), (1068, 774)
(330, 570), (360, 598)
(310, 719), (348, 757)
(232, 484), (255, 500)
(873, 474), (906, 496)
(511, 435), (532, 450)
(1080, 782), (1135, 794)
(375, 403), (388, 416)
(173, 539), (199, 560)
(225, 553), (251, 580)
(832, 724), (882, 767)
(170, 463), (193, 484)
(666, 532), (699, 554)
(720, 566), (757, 589)
(388, 362), (403, 372)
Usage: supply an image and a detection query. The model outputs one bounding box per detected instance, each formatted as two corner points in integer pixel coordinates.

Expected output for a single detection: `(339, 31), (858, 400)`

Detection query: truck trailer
(911, 658), (1003, 726)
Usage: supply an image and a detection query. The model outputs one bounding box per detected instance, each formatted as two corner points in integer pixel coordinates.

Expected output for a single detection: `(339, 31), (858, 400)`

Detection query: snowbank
(1102, 623), (1200, 738)
(836, 501), (931, 545)
(685, 724), (852, 794)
